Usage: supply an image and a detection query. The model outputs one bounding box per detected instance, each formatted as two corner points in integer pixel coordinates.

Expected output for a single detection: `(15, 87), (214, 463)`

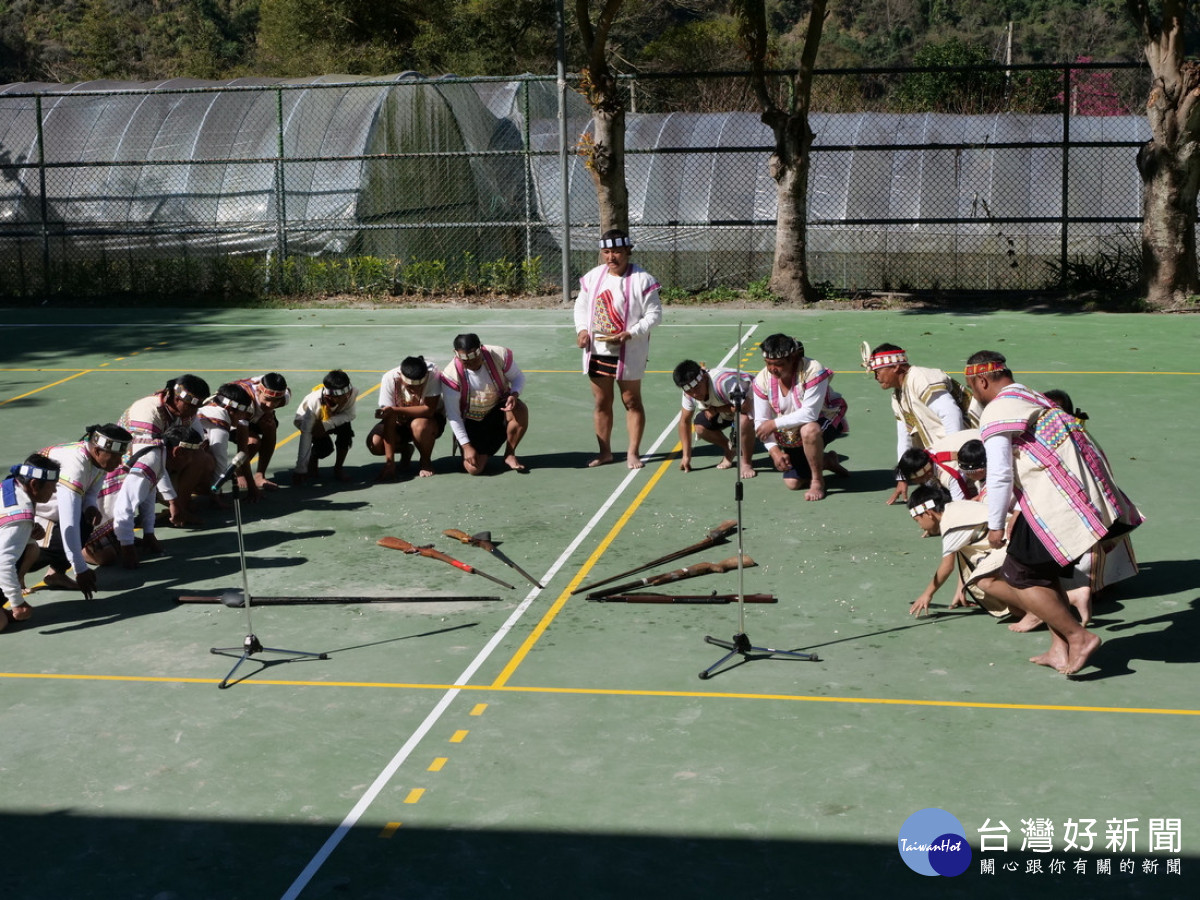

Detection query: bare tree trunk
(734, 0), (827, 304)
(1128, 0), (1200, 307)
(766, 114), (817, 301)
(577, 1), (630, 234)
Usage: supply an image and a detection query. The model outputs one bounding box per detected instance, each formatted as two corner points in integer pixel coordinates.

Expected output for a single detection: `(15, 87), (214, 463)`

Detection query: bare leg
(738, 413), (757, 478)
(412, 419), (439, 477)
(694, 424), (735, 468)
(503, 400), (529, 472)
(799, 422), (826, 501)
(1014, 582), (1102, 674)
(587, 376), (615, 467)
(618, 379), (645, 469)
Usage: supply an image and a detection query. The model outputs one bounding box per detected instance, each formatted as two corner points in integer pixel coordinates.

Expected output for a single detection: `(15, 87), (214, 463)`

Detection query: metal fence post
(274, 87), (288, 291)
(1060, 62), (1071, 286)
(35, 94), (50, 296)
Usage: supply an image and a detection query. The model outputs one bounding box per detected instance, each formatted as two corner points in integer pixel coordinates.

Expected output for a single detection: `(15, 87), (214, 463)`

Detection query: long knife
(443, 528), (544, 589)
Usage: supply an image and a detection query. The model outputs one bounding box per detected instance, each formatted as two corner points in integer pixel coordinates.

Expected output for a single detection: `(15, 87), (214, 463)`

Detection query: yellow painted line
(449, 730), (469, 743)
(428, 757), (448, 772)
(379, 822), (401, 838)
(0, 369), (95, 406)
(470, 703), (487, 716)
(403, 788), (424, 804)
(490, 451), (678, 689)
(1, 671), (1197, 716)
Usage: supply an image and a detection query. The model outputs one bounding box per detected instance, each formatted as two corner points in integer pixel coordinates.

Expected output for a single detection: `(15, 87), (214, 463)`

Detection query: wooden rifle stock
(572, 519), (739, 595)
(442, 528), (544, 589)
(377, 536), (516, 589)
(587, 555), (754, 599)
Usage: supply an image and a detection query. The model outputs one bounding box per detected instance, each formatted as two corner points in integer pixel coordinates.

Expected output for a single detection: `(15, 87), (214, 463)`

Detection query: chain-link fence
(0, 62), (1152, 302)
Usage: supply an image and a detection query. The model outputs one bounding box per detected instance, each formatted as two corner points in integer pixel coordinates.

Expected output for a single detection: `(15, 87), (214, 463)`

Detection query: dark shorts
(694, 408), (733, 431)
(367, 414), (447, 448)
(464, 406), (508, 457)
(778, 418), (844, 480)
(588, 355), (620, 379)
(1002, 513), (1136, 590)
(311, 421), (355, 460)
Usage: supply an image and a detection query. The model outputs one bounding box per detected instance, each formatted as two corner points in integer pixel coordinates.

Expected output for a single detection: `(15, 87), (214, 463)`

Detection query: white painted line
(280, 325), (758, 899)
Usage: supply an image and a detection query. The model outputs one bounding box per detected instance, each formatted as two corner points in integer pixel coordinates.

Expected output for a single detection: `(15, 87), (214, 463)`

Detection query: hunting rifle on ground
(571, 519), (739, 595)
(442, 528), (544, 589)
(588, 592), (776, 604)
(178, 594), (500, 606)
(585, 555), (754, 600)
(377, 536), (516, 589)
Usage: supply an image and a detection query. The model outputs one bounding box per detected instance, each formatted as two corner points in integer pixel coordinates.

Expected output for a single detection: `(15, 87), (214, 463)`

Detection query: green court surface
(0, 306), (1196, 899)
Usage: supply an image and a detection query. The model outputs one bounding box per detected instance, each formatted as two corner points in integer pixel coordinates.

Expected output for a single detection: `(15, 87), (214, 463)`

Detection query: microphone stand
(209, 471), (328, 688)
(699, 328), (820, 679)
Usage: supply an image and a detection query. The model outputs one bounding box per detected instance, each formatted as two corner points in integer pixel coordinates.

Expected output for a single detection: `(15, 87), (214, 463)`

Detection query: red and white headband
(964, 360), (1006, 378)
(860, 341), (907, 371)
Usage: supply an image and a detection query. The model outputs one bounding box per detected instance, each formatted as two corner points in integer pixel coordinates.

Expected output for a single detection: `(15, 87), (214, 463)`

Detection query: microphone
(212, 451), (250, 492)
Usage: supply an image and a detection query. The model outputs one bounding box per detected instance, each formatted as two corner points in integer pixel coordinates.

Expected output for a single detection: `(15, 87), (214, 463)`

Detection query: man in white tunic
(1, 454), (59, 629)
(574, 229), (662, 469)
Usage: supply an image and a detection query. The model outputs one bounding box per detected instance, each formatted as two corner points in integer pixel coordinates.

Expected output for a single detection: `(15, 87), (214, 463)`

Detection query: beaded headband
(861, 341), (907, 371)
(12, 462), (59, 481)
(761, 339), (800, 360)
(909, 500), (938, 518)
(599, 235), (633, 249)
(964, 360), (1006, 378)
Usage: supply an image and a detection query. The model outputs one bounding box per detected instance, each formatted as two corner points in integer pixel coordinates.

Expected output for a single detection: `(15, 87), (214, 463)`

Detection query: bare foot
(1066, 586), (1093, 626)
(716, 457), (734, 470)
(825, 452), (851, 478)
(334, 468), (352, 483)
(804, 480), (827, 501)
(627, 452), (644, 469)
(587, 454), (613, 468)
(1030, 647), (1068, 670)
(417, 464), (435, 478)
(740, 463), (757, 479)
(377, 462), (397, 481)
(504, 454), (529, 473)
(1061, 631), (1102, 675)
(43, 571), (79, 591)
(1008, 612), (1045, 633)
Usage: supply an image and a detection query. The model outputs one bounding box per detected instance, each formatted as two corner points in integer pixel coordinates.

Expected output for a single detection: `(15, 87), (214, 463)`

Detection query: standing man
(862, 342), (978, 505)
(291, 370), (358, 485)
(1, 454), (59, 630)
(752, 334), (849, 501)
(367, 356), (445, 480)
(574, 229), (662, 469)
(965, 350), (1142, 675)
(672, 359), (756, 478)
(440, 334), (529, 476)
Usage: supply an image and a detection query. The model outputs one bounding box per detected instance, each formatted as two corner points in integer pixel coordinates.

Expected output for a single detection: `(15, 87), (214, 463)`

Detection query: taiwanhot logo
(897, 808), (972, 876)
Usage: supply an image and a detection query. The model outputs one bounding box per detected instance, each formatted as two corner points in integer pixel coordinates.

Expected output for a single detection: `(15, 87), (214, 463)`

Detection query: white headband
(90, 432), (130, 452)
(323, 384), (353, 398)
(217, 394), (251, 413)
(175, 438), (203, 451)
(909, 500), (938, 518)
(13, 463), (59, 481)
(599, 235), (633, 249)
(455, 347), (482, 361)
(680, 370), (705, 391)
(174, 386), (203, 406)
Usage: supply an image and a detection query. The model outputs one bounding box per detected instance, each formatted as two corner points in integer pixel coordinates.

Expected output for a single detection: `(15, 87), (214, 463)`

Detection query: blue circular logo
(897, 808), (972, 876)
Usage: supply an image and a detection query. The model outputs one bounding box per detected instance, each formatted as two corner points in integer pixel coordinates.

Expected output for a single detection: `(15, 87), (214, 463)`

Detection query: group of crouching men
(2, 328), (1142, 676)
(673, 339), (1142, 677)
(0, 332), (532, 632)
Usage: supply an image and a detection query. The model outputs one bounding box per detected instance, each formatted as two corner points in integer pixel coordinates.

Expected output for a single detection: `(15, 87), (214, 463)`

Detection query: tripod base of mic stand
(211, 633), (330, 689)
(698, 632), (820, 680)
